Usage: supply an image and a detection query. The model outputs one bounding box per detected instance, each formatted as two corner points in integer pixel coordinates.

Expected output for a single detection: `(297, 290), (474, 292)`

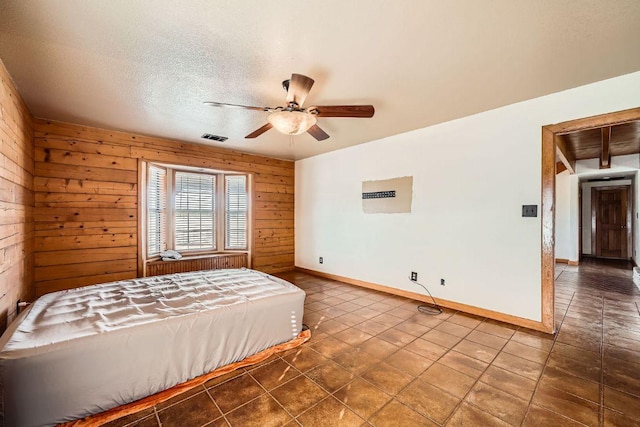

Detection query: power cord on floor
(409, 277), (443, 315)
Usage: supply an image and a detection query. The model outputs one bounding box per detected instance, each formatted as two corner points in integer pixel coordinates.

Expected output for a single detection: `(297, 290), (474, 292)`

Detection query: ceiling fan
(204, 73), (374, 141)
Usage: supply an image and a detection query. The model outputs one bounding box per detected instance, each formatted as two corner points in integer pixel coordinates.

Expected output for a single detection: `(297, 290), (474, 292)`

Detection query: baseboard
(296, 267), (552, 334)
(555, 258), (579, 266)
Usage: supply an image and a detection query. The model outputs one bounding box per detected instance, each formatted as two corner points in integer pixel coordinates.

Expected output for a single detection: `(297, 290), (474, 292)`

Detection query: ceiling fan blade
(245, 123), (273, 139)
(286, 74), (315, 107)
(309, 105), (375, 118)
(307, 124), (330, 141)
(204, 101), (271, 112)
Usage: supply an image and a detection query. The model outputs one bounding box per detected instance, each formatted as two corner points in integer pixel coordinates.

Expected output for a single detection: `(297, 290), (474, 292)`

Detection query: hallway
(553, 258), (640, 424)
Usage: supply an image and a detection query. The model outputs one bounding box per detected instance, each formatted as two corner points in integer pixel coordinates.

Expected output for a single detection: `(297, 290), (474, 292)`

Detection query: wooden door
(593, 187), (630, 259)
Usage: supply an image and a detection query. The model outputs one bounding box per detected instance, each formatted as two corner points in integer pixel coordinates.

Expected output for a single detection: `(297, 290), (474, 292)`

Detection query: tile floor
(106, 260), (640, 426)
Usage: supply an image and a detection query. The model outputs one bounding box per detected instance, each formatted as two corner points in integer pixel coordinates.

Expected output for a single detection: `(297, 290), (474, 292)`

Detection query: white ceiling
(1, 1), (640, 160)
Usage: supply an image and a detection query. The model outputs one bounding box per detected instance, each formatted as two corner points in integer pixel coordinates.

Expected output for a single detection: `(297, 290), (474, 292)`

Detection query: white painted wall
(555, 171), (579, 261)
(296, 71), (640, 322)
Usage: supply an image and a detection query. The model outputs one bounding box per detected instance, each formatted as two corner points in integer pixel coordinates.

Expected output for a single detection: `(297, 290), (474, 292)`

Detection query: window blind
(147, 165), (167, 256)
(175, 171), (215, 250)
(225, 175), (247, 249)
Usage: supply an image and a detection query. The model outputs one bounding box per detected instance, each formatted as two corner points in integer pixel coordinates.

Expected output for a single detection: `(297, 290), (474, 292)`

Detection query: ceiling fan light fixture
(267, 110), (317, 135)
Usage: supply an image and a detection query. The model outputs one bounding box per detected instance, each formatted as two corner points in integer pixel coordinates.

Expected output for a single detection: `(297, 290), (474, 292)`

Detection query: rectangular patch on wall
(362, 176), (413, 214)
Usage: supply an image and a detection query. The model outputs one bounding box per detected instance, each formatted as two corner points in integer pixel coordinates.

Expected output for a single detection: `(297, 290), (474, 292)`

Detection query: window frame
(144, 162), (250, 259)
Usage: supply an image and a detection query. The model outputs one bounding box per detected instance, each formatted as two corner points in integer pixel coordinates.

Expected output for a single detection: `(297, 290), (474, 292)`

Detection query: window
(146, 164), (248, 257)
(147, 166), (167, 254)
(175, 171), (215, 251)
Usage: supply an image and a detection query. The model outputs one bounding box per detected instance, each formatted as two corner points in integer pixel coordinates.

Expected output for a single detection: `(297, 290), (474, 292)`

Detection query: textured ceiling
(1, 1), (640, 160)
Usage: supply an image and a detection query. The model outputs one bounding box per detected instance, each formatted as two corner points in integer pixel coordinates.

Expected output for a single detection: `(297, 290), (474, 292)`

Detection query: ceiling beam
(555, 134), (575, 174)
(600, 126), (611, 169)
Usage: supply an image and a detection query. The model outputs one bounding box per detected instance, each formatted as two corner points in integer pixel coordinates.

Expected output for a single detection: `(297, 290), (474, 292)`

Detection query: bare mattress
(0, 268), (305, 427)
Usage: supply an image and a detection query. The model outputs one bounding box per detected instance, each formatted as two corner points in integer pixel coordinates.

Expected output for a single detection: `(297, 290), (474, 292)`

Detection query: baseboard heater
(145, 253), (248, 277)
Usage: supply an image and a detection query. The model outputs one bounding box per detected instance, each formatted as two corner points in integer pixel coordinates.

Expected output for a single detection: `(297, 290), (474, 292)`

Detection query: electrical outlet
(440, 278), (445, 286)
(411, 272), (418, 281)
(319, 257), (323, 264)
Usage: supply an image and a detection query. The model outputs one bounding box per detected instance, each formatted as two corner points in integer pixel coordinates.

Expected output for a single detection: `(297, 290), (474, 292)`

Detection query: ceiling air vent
(201, 133), (228, 142)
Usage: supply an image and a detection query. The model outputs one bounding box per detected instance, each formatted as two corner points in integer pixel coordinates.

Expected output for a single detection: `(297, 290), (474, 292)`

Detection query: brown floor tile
(332, 347), (380, 375)
(385, 348), (435, 377)
(127, 415), (162, 427)
(547, 348), (601, 383)
(501, 340), (549, 365)
(358, 336), (400, 359)
(388, 306), (419, 319)
(333, 328), (373, 346)
(465, 330), (508, 350)
(475, 321), (516, 339)
(447, 402), (511, 426)
(422, 329), (463, 349)
(361, 361), (413, 395)
(306, 360), (355, 392)
(531, 382), (599, 427)
(102, 409), (156, 427)
(250, 359), (301, 391)
(205, 418), (230, 427)
(438, 350), (488, 379)
(281, 346), (328, 373)
(225, 394), (291, 427)
(355, 319), (390, 335)
(453, 339), (499, 363)
(397, 378), (460, 424)
(310, 336), (353, 359)
(296, 397), (364, 427)
(370, 399), (438, 426)
(492, 351), (544, 381)
(522, 405), (586, 427)
(271, 376), (328, 416)
(405, 338), (449, 361)
(157, 391), (221, 427)
(556, 329), (602, 354)
(202, 365), (246, 388)
(604, 408), (640, 427)
(410, 313), (444, 328)
(510, 330), (554, 352)
(447, 313), (483, 329)
(210, 374), (265, 414)
(157, 385), (207, 410)
(332, 312), (367, 328)
(377, 328), (416, 347)
(434, 321), (473, 338)
(420, 362), (475, 399)
(393, 319), (432, 336)
(371, 313), (404, 328)
(479, 365), (537, 401)
(334, 378), (391, 419)
(314, 318), (350, 335)
(604, 386), (640, 422)
(603, 355), (640, 397)
(539, 365), (600, 403)
(465, 382), (528, 425)
(604, 343), (640, 364)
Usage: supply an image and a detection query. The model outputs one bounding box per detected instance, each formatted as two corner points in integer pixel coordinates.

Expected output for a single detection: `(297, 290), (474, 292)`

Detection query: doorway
(592, 185), (632, 259)
(541, 106), (640, 333)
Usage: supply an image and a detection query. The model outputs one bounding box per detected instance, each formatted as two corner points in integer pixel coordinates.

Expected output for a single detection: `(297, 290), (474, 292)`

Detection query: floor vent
(201, 133), (228, 142)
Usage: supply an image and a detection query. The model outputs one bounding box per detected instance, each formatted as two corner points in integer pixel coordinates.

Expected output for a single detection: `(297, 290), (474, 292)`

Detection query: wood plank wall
(33, 119), (294, 296)
(0, 60), (34, 332)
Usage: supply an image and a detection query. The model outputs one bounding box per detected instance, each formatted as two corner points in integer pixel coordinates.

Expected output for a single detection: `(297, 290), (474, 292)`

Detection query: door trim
(541, 106), (640, 334)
